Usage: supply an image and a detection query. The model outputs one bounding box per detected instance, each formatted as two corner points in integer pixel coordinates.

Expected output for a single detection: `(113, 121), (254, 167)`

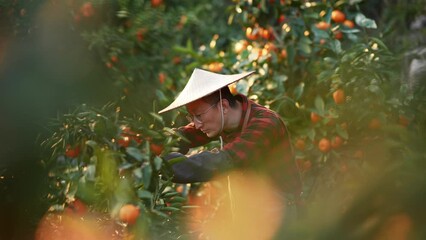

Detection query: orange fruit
(150, 143), (164, 156)
(278, 14), (286, 24)
(136, 28), (146, 42)
(119, 204), (140, 225)
(80, 2), (94, 17)
(315, 21), (330, 30)
(158, 72), (166, 84)
(110, 55), (118, 63)
(294, 139), (306, 151)
(333, 89), (345, 104)
(280, 49), (287, 59)
(208, 62), (223, 72)
(331, 10), (346, 23)
(228, 83), (238, 95)
(245, 27), (259, 40)
(310, 112), (321, 124)
(343, 20), (355, 28)
(331, 136), (343, 148)
(368, 118), (381, 130)
(172, 56), (182, 65)
(65, 145), (80, 158)
(151, 0), (163, 7)
(65, 198), (87, 216)
(334, 30), (343, 40)
(318, 138), (331, 153)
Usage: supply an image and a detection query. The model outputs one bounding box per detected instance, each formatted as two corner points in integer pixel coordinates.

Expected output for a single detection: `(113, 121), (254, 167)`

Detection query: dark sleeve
(164, 151), (233, 183)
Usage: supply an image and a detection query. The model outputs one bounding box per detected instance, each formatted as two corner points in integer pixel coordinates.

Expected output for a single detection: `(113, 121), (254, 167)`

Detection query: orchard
(1, 0), (425, 239)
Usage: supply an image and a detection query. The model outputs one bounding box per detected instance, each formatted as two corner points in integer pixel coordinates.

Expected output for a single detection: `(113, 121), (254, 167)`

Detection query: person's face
(186, 99), (221, 138)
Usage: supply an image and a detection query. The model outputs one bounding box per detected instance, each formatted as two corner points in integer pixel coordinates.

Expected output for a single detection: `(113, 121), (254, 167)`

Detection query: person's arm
(174, 123), (215, 154)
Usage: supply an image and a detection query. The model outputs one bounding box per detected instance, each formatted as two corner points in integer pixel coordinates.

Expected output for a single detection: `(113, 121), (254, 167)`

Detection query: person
(158, 68), (302, 199)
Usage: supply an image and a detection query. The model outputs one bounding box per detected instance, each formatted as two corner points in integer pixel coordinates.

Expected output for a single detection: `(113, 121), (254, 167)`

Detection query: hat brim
(158, 68), (254, 114)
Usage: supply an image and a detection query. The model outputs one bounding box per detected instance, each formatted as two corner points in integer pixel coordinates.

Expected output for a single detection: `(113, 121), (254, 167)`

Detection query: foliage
(35, 0), (426, 239)
(40, 103), (191, 239)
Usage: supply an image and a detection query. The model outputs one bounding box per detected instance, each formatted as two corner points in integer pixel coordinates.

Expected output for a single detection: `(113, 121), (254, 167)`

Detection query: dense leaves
(36, 0), (426, 239)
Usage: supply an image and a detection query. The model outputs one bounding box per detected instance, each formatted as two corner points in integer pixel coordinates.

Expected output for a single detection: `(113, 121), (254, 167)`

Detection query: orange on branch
(310, 112), (321, 124)
(294, 139), (306, 151)
(318, 138), (331, 153)
(343, 20), (355, 28)
(331, 10), (346, 23)
(333, 89), (345, 104)
(150, 143), (164, 156)
(151, 0), (163, 7)
(245, 27), (259, 40)
(119, 204), (140, 225)
(334, 30), (343, 40)
(65, 145), (80, 158)
(331, 136), (343, 149)
(315, 21), (330, 30)
(368, 118), (381, 130)
(80, 2), (94, 17)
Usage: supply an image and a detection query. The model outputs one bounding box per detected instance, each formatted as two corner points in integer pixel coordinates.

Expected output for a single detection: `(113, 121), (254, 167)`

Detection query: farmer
(159, 68), (302, 198)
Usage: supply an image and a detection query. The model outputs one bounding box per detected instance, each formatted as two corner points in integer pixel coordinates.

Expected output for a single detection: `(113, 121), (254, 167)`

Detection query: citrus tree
(36, 0), (425, 239)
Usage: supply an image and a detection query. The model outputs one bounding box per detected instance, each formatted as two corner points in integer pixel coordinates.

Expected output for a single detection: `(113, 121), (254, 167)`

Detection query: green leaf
(137, 189), (153, 199)
(154, 156), (162, 171)
(336, 125), (349, 139)
(330, 39), (342, 54)
(293, 82), (305, 100)
(314, 95), (325, 114)
(142, 165), (152, 188)
(355, 13), (377, 29)
(126, 147), (144, 161)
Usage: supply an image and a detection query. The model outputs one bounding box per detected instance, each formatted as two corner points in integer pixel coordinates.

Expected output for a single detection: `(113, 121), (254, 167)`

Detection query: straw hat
(158, 68), (255, 114)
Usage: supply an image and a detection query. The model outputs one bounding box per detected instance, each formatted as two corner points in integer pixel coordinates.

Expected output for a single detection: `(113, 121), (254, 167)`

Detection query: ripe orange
(318, 138), (331, 153)
(158, 72), (166, 84)
(333, 89), (345, 104)
(280, 49), (287, 59)
(65, 145), (80, 158)
(334, 30), (343, 40)
(331, 136), (343, 148)
(294, 139), (306, 151)
(119, 204), (140, 225)
(110, 55), (118, 63)
(343, 20), (355, 28)
(245, 27), (259, 40)
(228, 83), (238, 95)
(208, 62), (223, 73)
(331, 10), (346, 23)
(136, 28), (147, 42)
(315, 21), (330, 30)
(310, 112), (321, 124)
(80, 2), (94, 17)
(151, 0), (163, 7)
(368, 118), (381, 130)
(278, 14), (286, 24)
(65, 198), (87, 216)
(150, 143), (164, 156)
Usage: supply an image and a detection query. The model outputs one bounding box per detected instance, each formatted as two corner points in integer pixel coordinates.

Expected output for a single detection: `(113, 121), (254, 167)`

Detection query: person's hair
(202, 86), (238, 108)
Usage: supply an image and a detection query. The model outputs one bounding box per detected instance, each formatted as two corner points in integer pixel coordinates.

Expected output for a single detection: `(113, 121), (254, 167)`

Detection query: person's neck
(223, 101), (242, 132)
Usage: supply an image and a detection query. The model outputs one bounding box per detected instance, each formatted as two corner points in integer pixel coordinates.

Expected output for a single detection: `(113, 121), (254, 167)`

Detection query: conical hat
(158, 68), (254, 114)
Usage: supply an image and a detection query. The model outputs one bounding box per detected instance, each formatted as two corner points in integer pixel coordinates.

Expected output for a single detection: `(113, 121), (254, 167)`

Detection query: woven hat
(158, 68), (254, 114)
